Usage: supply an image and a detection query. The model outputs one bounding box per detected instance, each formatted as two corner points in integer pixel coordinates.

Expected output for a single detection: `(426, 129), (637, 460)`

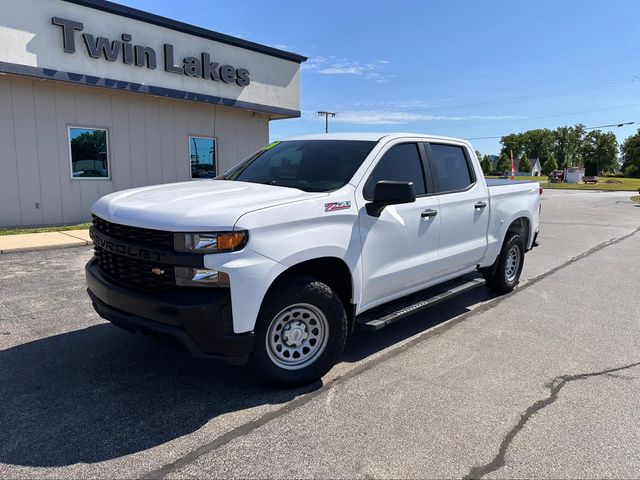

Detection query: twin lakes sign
(51, 17), (251, 87)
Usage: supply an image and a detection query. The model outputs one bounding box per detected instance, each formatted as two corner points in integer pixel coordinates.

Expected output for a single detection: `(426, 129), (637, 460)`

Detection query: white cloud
(269, 43), (291, 51)
(319, 66), (364, 74)
(302, 57), (392, 82)
(227, 31), (251, 40)
(300, 56), (328, 71)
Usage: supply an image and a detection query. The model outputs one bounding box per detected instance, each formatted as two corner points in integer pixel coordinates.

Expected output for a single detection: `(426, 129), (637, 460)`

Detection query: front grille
(92, 215), (174, 249)
(94, 246), (176, 292)
(92, 215), (176, 292)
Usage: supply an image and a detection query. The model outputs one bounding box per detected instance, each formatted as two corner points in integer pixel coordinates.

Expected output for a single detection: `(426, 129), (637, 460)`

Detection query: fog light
(175, 267), (230, 287)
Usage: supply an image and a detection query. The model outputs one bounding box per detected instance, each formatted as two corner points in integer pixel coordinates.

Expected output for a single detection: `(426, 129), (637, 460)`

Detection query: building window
(69, 127), (110, 179)
(189, 136), (216, 179)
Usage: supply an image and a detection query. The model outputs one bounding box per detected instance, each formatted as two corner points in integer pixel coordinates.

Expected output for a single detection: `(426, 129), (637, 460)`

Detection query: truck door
(425, 142), (489, 274)
(357, 141), (441, 310)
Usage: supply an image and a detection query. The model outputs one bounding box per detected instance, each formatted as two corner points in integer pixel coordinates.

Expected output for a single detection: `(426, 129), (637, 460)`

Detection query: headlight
(174, 231), (247, 253)
(175, 267), (230, 288)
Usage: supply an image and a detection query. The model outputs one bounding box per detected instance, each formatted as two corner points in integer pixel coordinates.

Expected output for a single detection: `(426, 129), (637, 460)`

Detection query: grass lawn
(486, 176), (640, 191)
(0, 222), (92, 236)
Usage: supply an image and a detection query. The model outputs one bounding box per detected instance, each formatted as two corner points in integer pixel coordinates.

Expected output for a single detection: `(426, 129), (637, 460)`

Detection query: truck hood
(91, 180), (323, 231)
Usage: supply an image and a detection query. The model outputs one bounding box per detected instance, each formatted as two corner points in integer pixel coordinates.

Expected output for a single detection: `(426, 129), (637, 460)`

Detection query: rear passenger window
(428, 144), (474, 192)
(363, 143), (426, 199)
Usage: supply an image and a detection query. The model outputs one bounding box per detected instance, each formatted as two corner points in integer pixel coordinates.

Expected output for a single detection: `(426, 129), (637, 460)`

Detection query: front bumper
(85, 258), (254, 365)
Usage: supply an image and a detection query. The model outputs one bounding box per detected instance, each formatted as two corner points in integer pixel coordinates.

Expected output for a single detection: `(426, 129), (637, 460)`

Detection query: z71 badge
(324, 201), (351, 212)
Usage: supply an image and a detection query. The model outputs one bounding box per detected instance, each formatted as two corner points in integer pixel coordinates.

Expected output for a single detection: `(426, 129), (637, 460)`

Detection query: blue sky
(120, 0), (640, 155)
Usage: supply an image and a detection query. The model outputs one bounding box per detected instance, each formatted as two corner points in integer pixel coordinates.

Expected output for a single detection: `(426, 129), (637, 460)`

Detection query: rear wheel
(484, 232), (525, 293)
(248, 275), (347, 387)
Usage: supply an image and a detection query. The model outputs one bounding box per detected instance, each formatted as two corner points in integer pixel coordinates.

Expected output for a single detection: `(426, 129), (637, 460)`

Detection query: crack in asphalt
(606, 372), (638, 380)
(144, 226), (640, 479)
(463, 361), (640, 479)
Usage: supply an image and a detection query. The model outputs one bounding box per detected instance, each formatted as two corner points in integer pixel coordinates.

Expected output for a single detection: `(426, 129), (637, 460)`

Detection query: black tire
(248, 275), (348, 387)
(483, 232), (525, 294)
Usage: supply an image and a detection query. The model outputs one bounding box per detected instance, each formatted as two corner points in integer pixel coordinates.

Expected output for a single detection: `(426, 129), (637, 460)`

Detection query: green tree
(621, 129), (640, 177)
(480, 154), (493, 174)
(553, 124), (585, 168)
(581, 130), (618, 175)
(496, 153), (511, 173)
(518, 154), (531, 173)
(501, 129), (555, 165)
(542, 154), (558, 175)
(521, 128), (555, 162)
(500, 134), (525, 160)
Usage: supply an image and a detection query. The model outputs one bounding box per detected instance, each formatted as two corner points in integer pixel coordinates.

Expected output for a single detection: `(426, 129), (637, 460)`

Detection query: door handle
(421, 209), (438, 218)
(475, 201), (487, 209)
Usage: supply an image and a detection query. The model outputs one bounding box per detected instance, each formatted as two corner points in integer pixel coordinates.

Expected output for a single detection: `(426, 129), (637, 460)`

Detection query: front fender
(203, 249), (286, 333)
(233, 191), (362, 322)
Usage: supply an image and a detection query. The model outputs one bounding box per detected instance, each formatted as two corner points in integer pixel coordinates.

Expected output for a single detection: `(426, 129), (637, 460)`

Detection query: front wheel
(248, 275), (347, 387)
(484, 232), (525, 294)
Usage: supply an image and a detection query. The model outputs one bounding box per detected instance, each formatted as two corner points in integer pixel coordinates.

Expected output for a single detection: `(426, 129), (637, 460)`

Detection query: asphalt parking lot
(1, 190), (639, 479)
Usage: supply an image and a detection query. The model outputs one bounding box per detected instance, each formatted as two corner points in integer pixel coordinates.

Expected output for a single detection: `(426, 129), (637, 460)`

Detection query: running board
(355, 277), (486, 331)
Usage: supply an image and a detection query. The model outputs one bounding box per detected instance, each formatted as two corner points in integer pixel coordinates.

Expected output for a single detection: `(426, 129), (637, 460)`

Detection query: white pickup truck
(86, 133), (541, 385)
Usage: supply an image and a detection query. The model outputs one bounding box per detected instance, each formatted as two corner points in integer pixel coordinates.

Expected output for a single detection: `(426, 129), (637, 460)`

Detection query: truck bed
(485, 178), (541, 187)
(484, 178), (541, 255)
(486, 178), (541, 201)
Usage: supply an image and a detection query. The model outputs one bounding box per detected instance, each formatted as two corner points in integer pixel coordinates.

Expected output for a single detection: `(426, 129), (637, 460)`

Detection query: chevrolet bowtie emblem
(151, 268), (165, 275)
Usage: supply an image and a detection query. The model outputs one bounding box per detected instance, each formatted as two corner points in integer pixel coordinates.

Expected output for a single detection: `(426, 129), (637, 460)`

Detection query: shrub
(623, 165), (640, 178)
(542, 155), (558, 175)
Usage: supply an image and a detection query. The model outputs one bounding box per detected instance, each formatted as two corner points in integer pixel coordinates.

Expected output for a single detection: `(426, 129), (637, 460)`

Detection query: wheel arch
(262, 257), (356, 331)
(481, 215), (532, 275)
(506, 216), (532, 250)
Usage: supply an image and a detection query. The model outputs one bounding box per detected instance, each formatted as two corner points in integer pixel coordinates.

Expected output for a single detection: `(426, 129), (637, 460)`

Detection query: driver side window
(363, 143), (426, 199)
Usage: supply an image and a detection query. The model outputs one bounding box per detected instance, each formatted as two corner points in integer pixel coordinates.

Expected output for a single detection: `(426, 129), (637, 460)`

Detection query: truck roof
(283, 132), (471, 143)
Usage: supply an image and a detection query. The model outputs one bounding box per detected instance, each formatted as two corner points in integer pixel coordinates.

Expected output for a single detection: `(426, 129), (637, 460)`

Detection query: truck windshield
(223, 140), (377, 192)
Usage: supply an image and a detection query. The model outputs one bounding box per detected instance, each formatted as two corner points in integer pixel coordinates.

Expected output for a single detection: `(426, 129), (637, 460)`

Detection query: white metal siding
(0, 75), (21, 228)
(0, 75), (269, 227)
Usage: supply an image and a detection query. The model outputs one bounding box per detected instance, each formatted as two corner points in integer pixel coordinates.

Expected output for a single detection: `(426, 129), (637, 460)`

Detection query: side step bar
(355, 277), (486, 331)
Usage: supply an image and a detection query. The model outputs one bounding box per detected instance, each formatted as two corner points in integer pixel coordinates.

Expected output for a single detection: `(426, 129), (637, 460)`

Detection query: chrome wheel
(505, 244), (521, 282)
(265, 303), (329, 370)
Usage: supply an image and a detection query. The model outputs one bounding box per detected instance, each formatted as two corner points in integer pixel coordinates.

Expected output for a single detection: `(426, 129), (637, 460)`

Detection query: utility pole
(317, 111), (336, 133)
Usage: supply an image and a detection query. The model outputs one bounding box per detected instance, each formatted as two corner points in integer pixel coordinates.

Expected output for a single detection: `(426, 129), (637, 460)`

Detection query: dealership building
(0, 0), (305, 228)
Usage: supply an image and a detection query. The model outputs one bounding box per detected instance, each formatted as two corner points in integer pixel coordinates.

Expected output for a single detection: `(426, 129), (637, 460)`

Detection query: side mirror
(366, 180), (416, 217)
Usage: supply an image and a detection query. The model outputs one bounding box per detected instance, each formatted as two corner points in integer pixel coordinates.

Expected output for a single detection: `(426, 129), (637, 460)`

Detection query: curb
(0, 241), (93, 254)
(0, 230), (93, 255)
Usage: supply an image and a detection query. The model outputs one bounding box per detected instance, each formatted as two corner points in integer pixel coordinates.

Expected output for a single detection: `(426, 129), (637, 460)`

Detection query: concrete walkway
(0, 229), (92, 254)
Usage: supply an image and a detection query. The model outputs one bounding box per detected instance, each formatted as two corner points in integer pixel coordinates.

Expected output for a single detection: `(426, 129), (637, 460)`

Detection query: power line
(465, 120), (639, 141)
(399, 74), (640, 113)
(584, 121), (638, 130)
(435, 102), (640, 131)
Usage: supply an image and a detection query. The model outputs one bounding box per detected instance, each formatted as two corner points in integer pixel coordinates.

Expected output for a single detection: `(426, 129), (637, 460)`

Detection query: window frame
(362, 141), (432, 200)
(188, 135), (218, 180)
(67, 125), (111, 181)
(423, 142), (477, 195)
